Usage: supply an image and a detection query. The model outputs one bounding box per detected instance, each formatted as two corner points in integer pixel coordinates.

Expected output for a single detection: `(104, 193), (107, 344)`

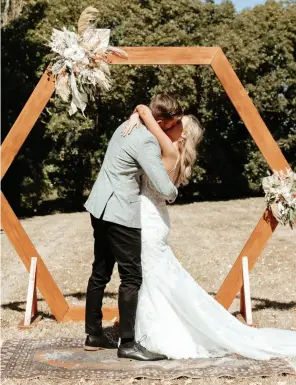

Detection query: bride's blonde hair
(175, 115), (203, 187)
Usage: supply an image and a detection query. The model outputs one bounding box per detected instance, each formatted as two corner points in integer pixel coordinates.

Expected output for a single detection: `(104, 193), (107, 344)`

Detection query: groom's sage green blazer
(84, 122), (178, 228)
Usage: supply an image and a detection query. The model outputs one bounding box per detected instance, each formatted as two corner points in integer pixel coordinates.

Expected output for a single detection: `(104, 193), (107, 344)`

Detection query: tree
(1, 0), (295, 214)
(1, 0), (26, 27)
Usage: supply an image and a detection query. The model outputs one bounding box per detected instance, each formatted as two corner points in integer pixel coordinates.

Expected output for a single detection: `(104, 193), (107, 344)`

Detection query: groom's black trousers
(85, 214), (142, 339)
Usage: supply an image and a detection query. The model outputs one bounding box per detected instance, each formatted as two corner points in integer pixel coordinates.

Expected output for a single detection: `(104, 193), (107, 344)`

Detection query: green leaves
(2, 0), (296, 214)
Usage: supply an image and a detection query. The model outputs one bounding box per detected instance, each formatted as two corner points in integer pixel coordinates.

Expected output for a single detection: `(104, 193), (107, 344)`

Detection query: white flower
(63, 46), (87, 63)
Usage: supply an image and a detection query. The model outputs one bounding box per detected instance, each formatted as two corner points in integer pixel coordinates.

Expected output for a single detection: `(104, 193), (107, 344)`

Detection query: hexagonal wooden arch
(1, 47), (290, 322)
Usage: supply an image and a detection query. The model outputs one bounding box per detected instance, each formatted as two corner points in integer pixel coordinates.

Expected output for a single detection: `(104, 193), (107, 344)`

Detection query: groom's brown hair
(149, 93), (183, 120)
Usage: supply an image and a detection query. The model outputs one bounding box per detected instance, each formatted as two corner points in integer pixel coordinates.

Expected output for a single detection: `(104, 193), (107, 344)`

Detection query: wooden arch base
(1, 47), (290, 322)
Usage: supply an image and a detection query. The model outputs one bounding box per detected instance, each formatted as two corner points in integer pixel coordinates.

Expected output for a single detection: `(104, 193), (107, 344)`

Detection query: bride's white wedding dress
(135, 161), (296, 360)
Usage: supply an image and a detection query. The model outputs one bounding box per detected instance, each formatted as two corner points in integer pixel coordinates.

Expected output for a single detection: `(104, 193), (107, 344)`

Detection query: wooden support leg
(237, 257), (256, 327)
(215, 209), (278, 310)
(240, 285), (246, 321)
(18, 257), (42, 329)
(32, 284), (38, 317)
(24, 257), (37, 326)
(241, 256), (253, 325)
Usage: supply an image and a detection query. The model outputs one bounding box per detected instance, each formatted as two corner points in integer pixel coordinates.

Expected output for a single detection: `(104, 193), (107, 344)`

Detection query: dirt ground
(1, 197), (296, 385)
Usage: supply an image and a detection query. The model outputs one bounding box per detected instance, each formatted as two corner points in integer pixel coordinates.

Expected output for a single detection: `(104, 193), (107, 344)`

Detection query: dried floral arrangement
(262, 168), (296, 229)
(49, 6), (127, 115)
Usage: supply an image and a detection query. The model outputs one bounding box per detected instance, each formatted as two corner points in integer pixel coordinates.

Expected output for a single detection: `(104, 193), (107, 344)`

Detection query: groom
(84, 93), (183, 360)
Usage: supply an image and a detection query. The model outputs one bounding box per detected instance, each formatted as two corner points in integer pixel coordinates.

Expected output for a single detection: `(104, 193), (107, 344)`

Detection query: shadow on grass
(1, 291), (116, 320)
(66, 291), (117, 300)
(251, 297), (296, 312)
(2, 294), (295, 321)
(1, 300), (56, 320)
(209, 293), (296, 313)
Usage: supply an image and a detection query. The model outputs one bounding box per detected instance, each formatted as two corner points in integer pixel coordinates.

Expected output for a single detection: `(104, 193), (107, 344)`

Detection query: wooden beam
(211, 49), (290, 172)
(215, 208), (278, 309)
(108, 47), (220, 65)
(62, 306), (119, 322)
(1, 193), (69, 321)
(1, 69), (55, 180)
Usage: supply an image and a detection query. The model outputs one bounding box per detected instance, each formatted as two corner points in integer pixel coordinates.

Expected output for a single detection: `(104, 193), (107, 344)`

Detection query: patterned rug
(1, 338), (295, 380)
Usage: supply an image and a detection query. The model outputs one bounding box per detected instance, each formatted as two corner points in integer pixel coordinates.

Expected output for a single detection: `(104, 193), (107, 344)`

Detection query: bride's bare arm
(134, 105), (178, 172)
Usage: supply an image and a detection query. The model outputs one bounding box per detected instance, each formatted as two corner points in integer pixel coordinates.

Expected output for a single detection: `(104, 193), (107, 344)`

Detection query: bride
(124, 104), (296, 360)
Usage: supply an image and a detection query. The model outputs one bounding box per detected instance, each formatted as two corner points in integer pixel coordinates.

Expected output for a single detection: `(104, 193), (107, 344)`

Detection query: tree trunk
(1, 0), (26, 27)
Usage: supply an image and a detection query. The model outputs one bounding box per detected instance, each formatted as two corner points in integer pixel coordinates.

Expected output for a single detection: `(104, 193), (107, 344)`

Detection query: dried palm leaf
(77, 6), (99, 35)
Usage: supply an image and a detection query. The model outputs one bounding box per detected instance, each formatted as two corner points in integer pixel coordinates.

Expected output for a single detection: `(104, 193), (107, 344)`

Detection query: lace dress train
(135, 173), (296, 360)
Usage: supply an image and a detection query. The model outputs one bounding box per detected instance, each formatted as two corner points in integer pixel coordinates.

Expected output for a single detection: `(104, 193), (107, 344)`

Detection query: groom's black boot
(84, 333), (118, 350)
(118, 340), (167, 361)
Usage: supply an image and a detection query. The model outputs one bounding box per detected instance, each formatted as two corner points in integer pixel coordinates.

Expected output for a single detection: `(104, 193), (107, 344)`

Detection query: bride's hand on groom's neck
(122, 113), (141, 136)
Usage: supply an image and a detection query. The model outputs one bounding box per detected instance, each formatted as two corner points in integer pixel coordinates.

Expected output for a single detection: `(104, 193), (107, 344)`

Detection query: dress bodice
(141, 158), (180, 206)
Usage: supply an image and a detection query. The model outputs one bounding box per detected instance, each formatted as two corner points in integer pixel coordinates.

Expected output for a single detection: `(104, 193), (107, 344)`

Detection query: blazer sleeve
(135, 136), (178, 202)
